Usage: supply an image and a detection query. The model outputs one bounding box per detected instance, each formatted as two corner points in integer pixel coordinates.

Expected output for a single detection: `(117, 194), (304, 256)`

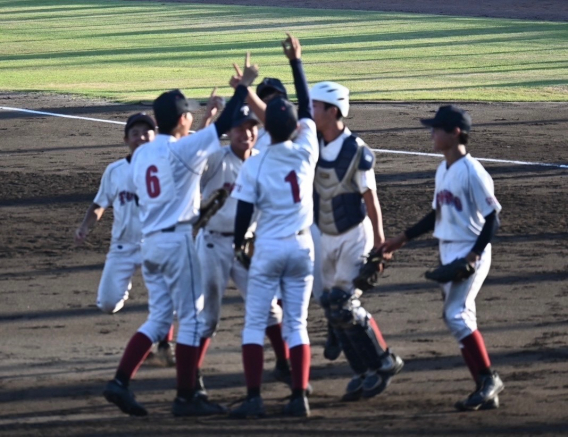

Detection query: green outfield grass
(1, 0), (567, 102)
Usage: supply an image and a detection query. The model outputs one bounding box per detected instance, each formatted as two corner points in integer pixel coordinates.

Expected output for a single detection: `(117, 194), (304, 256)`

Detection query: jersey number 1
(285, 170), (300, 203)
(145, 165), (161, 198)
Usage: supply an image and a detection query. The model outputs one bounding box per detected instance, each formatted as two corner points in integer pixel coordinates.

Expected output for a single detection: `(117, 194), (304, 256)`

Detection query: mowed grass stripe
(0, 0), (567, 102)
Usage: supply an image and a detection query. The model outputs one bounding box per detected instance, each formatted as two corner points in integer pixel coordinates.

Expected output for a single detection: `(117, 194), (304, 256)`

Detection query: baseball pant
(138, 225), (203, 347)
(320, 217), (373, 295)
(96, 242), (141, 314)
(243, 233), (314, 349)
(196, 229), (282, 339)
(440, 241), (492, 341)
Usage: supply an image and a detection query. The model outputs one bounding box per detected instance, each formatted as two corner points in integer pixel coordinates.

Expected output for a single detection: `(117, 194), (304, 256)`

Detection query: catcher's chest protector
(314, 136), (366, 235)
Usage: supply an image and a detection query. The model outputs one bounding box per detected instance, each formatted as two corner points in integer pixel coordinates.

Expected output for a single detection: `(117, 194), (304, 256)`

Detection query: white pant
(243, 233), (314, 349)
(138, 225), (203, 347)
(320, 217), (373, 294)
(196, 229), (282, 339)
(97, 243), (141, 314)
(310, 223), (324, 301)
(440, 241), (492, 341)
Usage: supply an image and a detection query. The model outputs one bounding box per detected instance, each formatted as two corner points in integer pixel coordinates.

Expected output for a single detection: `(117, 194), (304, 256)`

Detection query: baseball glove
(192, 188), (229, 237)
(235, 235), (255, 270)
(424, 258), (475, 283)
(353, 248), (385, 292)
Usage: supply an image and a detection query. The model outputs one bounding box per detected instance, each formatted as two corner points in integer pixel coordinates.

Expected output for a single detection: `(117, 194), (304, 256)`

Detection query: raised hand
(229, 63), (243, 89)
(205, 87), (225, 119)
(282, 32), (301, 60)
(238, 52), (259, 88)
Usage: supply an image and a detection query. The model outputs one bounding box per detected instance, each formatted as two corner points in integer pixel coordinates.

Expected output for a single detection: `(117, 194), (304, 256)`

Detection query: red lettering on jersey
(145, 165), (161, 198)
(436, 190), (462, 212)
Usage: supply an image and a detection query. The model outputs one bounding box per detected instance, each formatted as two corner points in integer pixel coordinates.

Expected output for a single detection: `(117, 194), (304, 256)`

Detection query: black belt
(297, 228), (309, 235)
(161, 223), (192, 233)
(208, 230), (234, 237)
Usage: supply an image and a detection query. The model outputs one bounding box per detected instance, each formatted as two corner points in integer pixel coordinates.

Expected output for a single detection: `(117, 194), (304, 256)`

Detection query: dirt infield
(1, 1), (568, 436)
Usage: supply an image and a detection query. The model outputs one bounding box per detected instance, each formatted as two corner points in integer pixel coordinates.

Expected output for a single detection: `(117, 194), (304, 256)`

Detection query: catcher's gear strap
(425, 257), (475, 283)
(471, 210), (499, 255)
(333, 327), (368, 375)
(353, 248), (385, 292)
(342, 313), (388, 372)
(234, 200), (254, 249)
(404, 210), (435, 241)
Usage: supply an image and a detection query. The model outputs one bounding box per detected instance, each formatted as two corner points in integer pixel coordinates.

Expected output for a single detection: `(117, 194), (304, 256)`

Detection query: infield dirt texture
(1, 1), (567, 436)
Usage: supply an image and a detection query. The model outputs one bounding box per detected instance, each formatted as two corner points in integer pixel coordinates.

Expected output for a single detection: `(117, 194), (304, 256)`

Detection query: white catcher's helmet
(310, 81), (350, 117)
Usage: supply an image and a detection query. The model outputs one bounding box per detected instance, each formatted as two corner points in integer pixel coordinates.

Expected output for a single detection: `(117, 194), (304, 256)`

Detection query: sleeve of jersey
(470, 168), (502, 216)
(92, 166), (112, 208)
(170, 124), (221, 171)
(295, 118), (319, 161)
(356, 145), (376, 192)
(231, 160), (257, 205)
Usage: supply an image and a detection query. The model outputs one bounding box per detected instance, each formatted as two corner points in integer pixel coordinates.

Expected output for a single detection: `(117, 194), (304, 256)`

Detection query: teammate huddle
(76, 34), (504, 418)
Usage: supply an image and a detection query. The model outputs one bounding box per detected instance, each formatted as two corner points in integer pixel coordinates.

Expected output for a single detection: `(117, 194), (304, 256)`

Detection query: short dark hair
(442, 126), (469, 145)
(324, 102), (343, 121)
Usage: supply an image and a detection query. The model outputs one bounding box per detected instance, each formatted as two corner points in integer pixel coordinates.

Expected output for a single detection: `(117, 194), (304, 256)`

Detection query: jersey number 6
(285, 170), (300, 203)
(145, 165), (161, 198)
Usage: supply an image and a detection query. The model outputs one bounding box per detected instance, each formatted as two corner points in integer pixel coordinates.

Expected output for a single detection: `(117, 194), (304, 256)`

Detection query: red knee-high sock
(460, 345), (480, 383)
(175, 343), (199, 398)
(460, 330), (491, 376)
(197, 337), (211, 369)
(265, 323), (289, 362)
(165, 325), (175, 342)
(289, 344), (311, 391)
(115, 332), (153, 384)
(242, 344), (264, 391)
(369, 316), (388, 351)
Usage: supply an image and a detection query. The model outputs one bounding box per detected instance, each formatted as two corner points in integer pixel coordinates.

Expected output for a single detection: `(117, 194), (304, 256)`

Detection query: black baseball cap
(124, 112), (156, 135)
(231, 104), (259, 129)
(420, 105), (472, 132)
(256, 78), (288, 100)
(264, 97), (298, 142)
(152, 89), (200, 129)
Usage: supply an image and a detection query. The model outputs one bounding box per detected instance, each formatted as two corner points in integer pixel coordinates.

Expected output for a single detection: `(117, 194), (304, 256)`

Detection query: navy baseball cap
(124, 112), (156, 135)
(420, 105), (472, 132)
(152, 89), (200, 129)
(231, 104), (259, 129)
(264, 97), (298, 141)
(256, 78), (288, 100)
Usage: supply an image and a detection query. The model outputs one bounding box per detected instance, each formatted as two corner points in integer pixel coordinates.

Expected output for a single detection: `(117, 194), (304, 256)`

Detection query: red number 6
(145, 165), (161, 198)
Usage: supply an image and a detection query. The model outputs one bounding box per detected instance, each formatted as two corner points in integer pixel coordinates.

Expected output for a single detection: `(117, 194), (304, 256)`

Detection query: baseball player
(380, 105), (504, 411)
(102, 63), (259, 417)
(194, 103), (294, 394)
(310, 81), (404, 402)
(229, 34), (316, 418)
(74, 113), (175, 366)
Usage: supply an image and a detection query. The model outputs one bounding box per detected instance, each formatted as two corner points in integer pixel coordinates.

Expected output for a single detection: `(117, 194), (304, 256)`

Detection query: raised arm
(282, 33), (311, 120)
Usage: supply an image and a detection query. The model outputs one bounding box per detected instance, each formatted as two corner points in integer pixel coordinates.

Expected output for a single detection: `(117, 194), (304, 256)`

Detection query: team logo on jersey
(240, 106), (250, 116)
(222, 182), (235, 193)
(486, 196), (497, 206)
(436, 190), (463, 212)
(119, 191), (137, 205)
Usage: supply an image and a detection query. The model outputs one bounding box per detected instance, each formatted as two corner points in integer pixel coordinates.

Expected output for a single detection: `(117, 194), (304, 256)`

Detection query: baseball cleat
(195, 369), (208, 398)
(361, 352), (404, 399)
(341, 374), (365, 402)
(283, 394), (310, 417)
(455, 394), (500, 411)
(272, 361), (314, 397)
(229, 395), (266, 419)
(144, 342), (176, 368)
(455, 372), (504, 411)
(103, 379), (148, 417)
(171, 393), (227, 417)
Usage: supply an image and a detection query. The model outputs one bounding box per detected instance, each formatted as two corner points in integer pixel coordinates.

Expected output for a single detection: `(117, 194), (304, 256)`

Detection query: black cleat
(229, 395), (266, 419)
(145, 342), (176, 368)
(455, 372), (504, 411)
(456, 394), (500, 411)
(341, 374), (364, 402)
(362, 352), (404, 399)
(172, 393), (226, 417)
(283, 395), (310, 417)
(103, 379), (148, 417)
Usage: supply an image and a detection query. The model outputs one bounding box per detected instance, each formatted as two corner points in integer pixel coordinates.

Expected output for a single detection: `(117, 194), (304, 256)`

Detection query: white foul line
(2, 106), (567, 169)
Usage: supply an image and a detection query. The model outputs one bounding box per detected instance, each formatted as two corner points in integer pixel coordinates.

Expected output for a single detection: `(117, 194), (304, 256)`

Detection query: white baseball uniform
(232, 118), (318, 349)
(318, 127), (377, 296)
(129, 124), (221, 347)
(432, 153), (502, 341)
(196, 146), (282, 339)
(93, 157), (142, 314)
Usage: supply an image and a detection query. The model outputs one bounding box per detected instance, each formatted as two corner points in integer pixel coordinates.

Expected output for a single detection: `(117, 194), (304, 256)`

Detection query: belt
(161, 223), (193, 233)
(297, 228), (309, 235)
(208, 230), (234, 237)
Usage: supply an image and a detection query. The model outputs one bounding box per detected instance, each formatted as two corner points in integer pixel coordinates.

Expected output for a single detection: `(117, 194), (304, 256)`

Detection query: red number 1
(145, 165), (161, 198)
(285, 170), (300, 203)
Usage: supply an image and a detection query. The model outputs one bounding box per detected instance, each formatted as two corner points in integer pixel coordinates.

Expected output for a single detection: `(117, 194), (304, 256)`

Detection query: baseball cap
(264, 97), (298, 142)
(152, 89), (200, 129)
(256, 78), (288, 100)
(124, 112), (156, 135)
(231, 104), (259, 129)
(420, 105), (472, 132)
